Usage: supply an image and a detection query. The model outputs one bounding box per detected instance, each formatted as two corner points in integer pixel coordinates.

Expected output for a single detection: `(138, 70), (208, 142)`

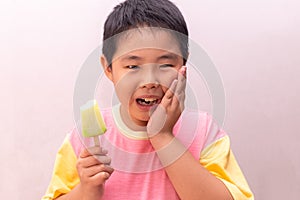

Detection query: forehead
(113, 27), (182, 61)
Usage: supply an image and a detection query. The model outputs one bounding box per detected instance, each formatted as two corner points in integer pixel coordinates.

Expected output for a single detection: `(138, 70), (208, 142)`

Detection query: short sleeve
(42, 135), (80, 200)
(200, 136), (254, 200)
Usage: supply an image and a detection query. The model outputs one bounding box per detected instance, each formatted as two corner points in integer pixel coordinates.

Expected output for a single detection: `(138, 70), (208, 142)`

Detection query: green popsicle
(80, 100), (106, 146)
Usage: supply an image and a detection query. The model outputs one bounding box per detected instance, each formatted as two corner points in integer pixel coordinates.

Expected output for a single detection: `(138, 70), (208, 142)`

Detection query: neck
(119, 105), (147, 132)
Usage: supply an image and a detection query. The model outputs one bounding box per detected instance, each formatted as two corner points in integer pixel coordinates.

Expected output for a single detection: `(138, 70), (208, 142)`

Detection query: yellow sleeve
(200, 136), (254, 200)
(42, 135), (80, 200)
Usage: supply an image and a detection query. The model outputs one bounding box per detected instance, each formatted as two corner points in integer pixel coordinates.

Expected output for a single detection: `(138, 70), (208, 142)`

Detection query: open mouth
(136, 98), (159, 106)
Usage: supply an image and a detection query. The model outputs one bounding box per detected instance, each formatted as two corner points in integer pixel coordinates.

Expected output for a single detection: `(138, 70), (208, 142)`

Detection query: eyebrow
(120, 53), (179, 62)
(121, 55), (142, 61)
(157, 53), (178, 61)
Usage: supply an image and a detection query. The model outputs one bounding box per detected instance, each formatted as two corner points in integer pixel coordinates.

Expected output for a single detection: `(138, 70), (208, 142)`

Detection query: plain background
(1, 0), (299, 199)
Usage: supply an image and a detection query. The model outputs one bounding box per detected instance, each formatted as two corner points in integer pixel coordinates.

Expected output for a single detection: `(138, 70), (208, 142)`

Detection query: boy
(43, 0), (254, 199)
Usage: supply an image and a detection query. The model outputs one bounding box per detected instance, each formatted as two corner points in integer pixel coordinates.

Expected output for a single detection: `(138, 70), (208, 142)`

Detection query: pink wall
(1, 0), (299, 199)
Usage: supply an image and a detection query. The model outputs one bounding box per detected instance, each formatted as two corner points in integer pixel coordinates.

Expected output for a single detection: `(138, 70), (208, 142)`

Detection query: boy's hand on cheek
(147, 66), (186, 141)
(76, 147), (114, 200)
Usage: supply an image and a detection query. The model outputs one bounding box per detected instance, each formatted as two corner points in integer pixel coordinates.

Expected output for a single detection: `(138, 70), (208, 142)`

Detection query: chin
(136, 116), (150, 126)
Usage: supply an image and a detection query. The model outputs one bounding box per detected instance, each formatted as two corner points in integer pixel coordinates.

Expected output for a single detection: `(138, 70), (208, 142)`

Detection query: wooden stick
(93, 136), (100, 147)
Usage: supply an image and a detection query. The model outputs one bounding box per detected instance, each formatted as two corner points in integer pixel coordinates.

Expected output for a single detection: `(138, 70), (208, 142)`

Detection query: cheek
(113, 72), (140, 106)
(156, 68), (179, 89)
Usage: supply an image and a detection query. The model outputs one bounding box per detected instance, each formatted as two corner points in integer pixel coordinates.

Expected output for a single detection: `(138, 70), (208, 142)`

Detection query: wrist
(78, 183), (103, 200)
(149, 132), (174, 149)
(150, 134), (187, 167)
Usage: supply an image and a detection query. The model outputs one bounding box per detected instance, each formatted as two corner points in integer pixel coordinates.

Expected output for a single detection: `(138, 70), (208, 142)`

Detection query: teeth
(144, 98), (157, 102)
(136, 98), (159, 106)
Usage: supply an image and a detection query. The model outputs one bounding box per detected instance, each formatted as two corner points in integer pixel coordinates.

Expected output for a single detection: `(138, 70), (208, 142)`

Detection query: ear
(101, 55), (113, 81)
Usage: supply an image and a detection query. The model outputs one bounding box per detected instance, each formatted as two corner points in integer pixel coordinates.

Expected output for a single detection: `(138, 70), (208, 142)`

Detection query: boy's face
(102, 28), (184, 128)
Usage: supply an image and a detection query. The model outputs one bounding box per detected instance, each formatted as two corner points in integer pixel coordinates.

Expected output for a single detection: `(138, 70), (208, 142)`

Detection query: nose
(140, 65), (159, 89)
(142, 82), (159, 89)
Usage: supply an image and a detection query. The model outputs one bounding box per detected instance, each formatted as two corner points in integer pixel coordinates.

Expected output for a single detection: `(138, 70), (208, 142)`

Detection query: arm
(55, 184), (84, 200)
(147, 66), (233, 200)
(150, 134), (233, 200)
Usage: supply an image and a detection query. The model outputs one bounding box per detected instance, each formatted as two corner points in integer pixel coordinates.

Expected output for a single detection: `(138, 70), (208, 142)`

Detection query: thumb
(101, 172), (110, 180)
(147, 105), (167, 137)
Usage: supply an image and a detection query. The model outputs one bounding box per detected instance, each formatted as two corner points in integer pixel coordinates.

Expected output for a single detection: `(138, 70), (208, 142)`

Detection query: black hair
(102, 0), (189, 65)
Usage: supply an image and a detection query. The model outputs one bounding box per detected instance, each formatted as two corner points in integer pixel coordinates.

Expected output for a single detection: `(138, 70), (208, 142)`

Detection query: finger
(80, 147), (108, 158)
(176, 94), (185, 112)
(165, 79), (178, 99)
(179, 66), (187, 78)
(147, 105), (167, 137)
(80, 148), (92, 158)
(161, 79), (178, 108)
(77, 155), (101, 168)
(81, 165), (103, 177)
(175, 66), (187, 95)
(173, 67), (186, 111)
(90, 171), (113, 185)
(83, 164), (114, 177)
(95, 155), (112, 165)
(88, 146), (108, 155)
(149, 104), (158, 117)
(78, 153), (112, 168)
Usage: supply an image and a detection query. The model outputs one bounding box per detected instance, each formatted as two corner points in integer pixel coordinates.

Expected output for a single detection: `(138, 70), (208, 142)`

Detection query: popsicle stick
(93, 136), (100, 147)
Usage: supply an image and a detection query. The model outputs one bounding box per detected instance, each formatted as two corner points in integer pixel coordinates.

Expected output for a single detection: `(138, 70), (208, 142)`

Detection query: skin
(56, 28), (233, 200)
(55, 146), (113, 200)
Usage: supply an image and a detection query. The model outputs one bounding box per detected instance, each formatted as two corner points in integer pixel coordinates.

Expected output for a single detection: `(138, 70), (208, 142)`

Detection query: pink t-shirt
(69, 104), (226, 200)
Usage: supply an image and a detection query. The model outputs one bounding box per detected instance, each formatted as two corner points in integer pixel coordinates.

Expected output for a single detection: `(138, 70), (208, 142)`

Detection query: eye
(126, 65), (139, 69)
(160, 64), (174, 68)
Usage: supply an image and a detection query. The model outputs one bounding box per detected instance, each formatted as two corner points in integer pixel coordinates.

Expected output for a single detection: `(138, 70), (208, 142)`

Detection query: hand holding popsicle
(76, 146), (113, 200)
(76, 100), (113, 200)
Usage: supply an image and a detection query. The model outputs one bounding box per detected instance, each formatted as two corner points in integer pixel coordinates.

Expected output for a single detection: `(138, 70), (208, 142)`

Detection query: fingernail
(101, 148), (108, 154)
(104, 172), (110, 178)
(180, 66), (186, 74)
